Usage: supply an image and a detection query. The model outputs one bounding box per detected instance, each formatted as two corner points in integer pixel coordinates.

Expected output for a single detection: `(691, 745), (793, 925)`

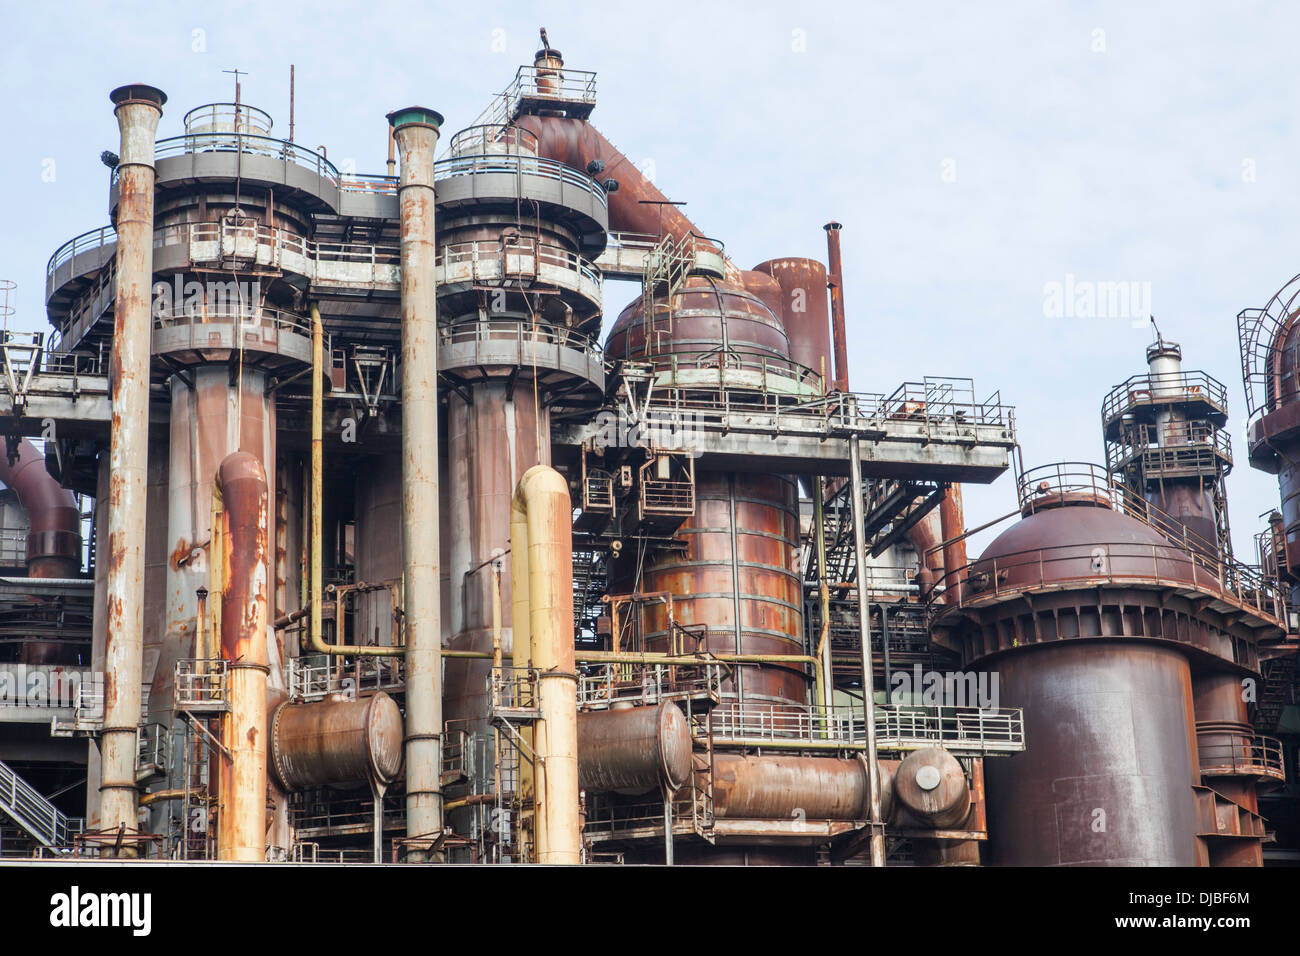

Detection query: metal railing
(447, 124), (540, 158)
(46, 225), (115, 279)
(435, 152), (608, 207)
(640, 478), (694, 516)
(874, 707), (1025, 754)
(285, 656), (404, 702)
(137, 722), (172, 776)
(0, 756), (76, 848)
(154, 303), (315, 339)
(440, 318), (604, 364)
(468, 64), (598, 129)
(490, 667), (540, 716)
(705, 702), (866, 747)
(577, 662), (723, 708)
(154, 131), (341, 182)
(1005, 463), (1282, 620)
(1238, 282), (1300, 422)
(438, 238), (602, 299)
(1101, 369), (1229, 426)
(183, 103), (274, 136)
(174, 659), (228, 711)
(1198, 735), (1286, 780)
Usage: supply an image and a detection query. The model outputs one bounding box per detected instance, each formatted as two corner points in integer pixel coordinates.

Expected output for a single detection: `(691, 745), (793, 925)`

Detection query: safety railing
(442, 727), (470, 779)
(46, 225), (115, 280)
(639, 345), (824, 396)
(154, 303), (314, 338)
(338, 174), (399, 195)
(0, 756), (77, 848)
(582, 475), (614, 512)
(874, 706), (1025, 754)
(154, 131), (341, 182)
(640, 479), (694, 516)
(440, 318), (604, 363)
(704, 702), (867, 747)
(447, 124), (540, 158)
(490, 667), (540, 718)
(508, 64), (598, 110)
(0, 530), (24, 566)
(1238, 282), (1300, 422)
(1101, 369), (1230, 427)
(1197, 734), (1286, 780)
(434, 152), (608, 207)
(438, 238), (602, 299)
(183, 103), (274, 136)
(1105, 420), (1232, 473)
(174, 659), (228, 712)
(577, 661), (723, 708)
(137, 722), (172, 776)
(286, 655), (405, 702)
(1008, 462), (1282, 619)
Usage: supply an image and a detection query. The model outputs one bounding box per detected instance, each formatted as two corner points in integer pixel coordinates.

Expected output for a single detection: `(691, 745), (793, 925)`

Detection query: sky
(2, 0), (1297, 558)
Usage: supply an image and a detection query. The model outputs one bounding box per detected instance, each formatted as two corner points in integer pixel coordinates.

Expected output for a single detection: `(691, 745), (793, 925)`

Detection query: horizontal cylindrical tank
(893, 747), (971, 828)
(577, 702), (692, 795)
(983, 641), (1200, 866)
(270, 692), (404, 791)
(710, 753), (870, 820)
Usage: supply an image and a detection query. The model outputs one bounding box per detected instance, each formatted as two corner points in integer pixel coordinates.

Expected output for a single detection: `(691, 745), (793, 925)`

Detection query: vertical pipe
(849, 434), (885, 867)
(101, 83), (165, 855)
(823, 222), (849, 393)
(510, 465), (580, 864)
(388, 107), (445, 859)
(813, 477), (833, 716)
(215, 452), (270, 862)
(939, 484), (967, 606)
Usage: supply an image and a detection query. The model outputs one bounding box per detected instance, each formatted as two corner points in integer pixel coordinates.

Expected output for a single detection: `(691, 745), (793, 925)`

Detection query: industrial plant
(0, 34), (1295, 866)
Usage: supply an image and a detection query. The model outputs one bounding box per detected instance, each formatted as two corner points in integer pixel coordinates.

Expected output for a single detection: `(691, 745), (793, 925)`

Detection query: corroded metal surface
(215, 451), (270, 862)
(270, 692), (404, 790)
(983, 641), (1201, 866)
(389, 107), (445, 854)
(576, 702), (691, 795)
(709, 753), (868, 820)
(893, 747), (971, 828)
(751, 257), (832, 387)
(100, 83), (165, 854)
(823, 223), (849, 391)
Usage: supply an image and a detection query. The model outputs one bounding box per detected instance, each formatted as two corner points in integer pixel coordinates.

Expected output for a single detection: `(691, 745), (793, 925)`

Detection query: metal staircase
(0, 757), (79, 850)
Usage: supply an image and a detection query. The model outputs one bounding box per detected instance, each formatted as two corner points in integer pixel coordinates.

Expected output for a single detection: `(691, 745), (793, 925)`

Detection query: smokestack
(387, 105), (445, 861)
(214, 452), (270, 862)
(101, 82), (165, 856)
(823, 222), (849, 392)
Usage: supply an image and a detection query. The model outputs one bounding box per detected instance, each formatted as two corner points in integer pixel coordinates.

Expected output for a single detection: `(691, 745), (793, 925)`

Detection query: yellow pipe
(306, 304), (402, 658)
(511, 465), (580, 864)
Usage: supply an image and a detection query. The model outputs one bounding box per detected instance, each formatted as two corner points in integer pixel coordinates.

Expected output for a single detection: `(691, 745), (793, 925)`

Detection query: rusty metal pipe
(849, 433), (885, 866)
(389, 107), (446, 858)
(214, 451), (270, 862)
(939, 484), (968, 606)
(511, 465), (580, 863)
(100, 83), (165, 856)
(0, 439), (82, 579)
(823, 222), (849, 392)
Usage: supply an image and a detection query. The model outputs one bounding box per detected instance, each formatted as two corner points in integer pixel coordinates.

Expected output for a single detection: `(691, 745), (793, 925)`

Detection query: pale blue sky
(3, 1), (1297, 557)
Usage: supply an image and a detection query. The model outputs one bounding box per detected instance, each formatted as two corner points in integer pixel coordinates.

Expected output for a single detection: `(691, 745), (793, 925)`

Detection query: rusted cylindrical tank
(710, 753), (870, 820)
(1192, 672), (1261, 865)
(893, 747), (971, 828)
(637, 472), (806, 705)
(577, 703), (692, 795)
(751, 257), (832, 388)
(270, 692), (404, 790)
(983, 641), (1201, 866)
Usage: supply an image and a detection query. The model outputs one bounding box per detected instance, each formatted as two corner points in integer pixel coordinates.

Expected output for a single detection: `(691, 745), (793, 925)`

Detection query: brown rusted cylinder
(270, 692), (404, 791)
(518, 115), (722, 260)
(0, 438), (82, 578)
(908, 509), (946, 595)
(939, 484), (967, 605)
(983, 641), (1201, 866)
(823, 222), (849, 392)
(576, 702), (692, 795)
(751, 257), (832, 390)
(740, 269), (784, 324)
(1192, 671), (1260, 860)
(710, 753), (869, 820)
(893, 747), (971, 828)
(634, 472), (807, 705)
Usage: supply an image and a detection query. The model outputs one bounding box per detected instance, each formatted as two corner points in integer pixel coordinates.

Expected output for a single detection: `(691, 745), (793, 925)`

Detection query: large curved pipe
(516, 114), (735, 277)
(0, 439), (81, 579)
(214, 451), (270, 862)
(510, 465), (580, 863)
